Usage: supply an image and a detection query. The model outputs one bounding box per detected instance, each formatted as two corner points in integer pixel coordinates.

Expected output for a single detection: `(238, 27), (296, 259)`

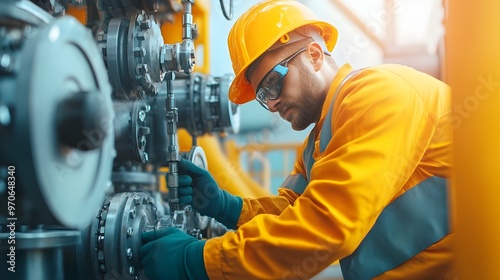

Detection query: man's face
(248, 48), (324, 131)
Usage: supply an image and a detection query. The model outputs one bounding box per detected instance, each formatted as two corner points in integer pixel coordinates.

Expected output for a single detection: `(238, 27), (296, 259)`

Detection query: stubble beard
(290, 72), (323, 131)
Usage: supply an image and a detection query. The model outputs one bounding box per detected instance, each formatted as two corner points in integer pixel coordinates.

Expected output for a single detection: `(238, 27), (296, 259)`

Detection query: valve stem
(165, 72), (180, 213)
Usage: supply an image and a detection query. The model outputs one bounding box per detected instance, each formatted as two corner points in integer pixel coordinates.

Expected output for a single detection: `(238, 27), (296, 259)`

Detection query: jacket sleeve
(236, 188), (300, 227)
(236, 138), (310, 227)
(204, 67), (446, 279)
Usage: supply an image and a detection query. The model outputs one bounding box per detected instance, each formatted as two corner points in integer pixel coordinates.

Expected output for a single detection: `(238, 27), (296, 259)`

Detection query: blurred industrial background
(0, 0), (499, 279)
(215, 0), (446, 195)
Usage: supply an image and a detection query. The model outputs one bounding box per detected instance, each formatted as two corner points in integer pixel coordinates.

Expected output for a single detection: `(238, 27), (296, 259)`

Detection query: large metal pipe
(444, 0), (500, 278)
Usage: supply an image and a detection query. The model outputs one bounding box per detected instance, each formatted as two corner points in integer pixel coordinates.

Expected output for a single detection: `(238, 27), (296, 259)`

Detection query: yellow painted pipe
(65, 4), (87, 24)
(444, 0), (500, 278)
(161, 0), (211, 74)
(178, 129), (270, 198)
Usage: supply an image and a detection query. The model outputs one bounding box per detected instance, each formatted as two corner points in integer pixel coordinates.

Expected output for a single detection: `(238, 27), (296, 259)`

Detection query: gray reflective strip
(283, 132), (314, 194)
(280, 173), (308, 194)
(340, 176), (449, 280)
(294, 70), (364, 191)
(320, 69), (363, 153)
(303, 132), (316, 182)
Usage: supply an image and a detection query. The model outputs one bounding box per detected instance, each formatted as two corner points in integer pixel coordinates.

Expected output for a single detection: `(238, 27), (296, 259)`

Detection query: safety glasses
(255, 48), (307, 110)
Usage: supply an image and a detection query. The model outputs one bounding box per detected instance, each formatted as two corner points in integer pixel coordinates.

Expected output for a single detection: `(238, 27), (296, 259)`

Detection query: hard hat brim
(228, 20), (338, 105)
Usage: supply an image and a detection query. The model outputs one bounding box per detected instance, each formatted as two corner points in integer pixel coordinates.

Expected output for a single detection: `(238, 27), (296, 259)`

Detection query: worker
(140, 1), (454, 279)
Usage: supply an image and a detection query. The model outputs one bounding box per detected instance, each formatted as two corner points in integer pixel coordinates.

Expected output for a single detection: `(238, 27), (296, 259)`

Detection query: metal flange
(79, 192), (160, 280)
(97, 11), (165, 99)
(164, 73), (241, 136)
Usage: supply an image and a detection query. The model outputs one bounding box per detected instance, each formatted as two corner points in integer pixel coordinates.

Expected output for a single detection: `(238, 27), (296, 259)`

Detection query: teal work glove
(140, 227), (208, 280)
(177, 158), (243, 229)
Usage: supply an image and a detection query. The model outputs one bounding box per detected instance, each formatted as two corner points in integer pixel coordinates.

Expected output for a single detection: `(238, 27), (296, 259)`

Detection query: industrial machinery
(0, 0), (238, 279)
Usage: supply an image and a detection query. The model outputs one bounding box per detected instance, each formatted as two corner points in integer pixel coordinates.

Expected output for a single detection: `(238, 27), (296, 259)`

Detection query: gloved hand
(177, 158), (243, 229)
(140, 227), (208, 280)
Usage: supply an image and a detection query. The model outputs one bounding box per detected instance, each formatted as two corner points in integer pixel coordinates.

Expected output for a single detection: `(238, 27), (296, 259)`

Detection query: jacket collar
(314, 63), (354, 134)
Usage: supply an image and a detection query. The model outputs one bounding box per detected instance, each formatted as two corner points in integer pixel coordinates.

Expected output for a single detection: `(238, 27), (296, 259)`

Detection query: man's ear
(307, 42), (324, 72)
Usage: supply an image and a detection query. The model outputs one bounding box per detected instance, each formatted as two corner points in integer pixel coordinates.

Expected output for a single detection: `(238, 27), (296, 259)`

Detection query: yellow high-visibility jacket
(204, 63), (454, 280)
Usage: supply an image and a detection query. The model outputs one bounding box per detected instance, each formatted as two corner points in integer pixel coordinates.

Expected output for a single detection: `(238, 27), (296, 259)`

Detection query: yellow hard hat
(227, 0), (338, 104)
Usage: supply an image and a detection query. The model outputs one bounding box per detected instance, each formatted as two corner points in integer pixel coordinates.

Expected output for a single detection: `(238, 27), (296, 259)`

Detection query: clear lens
(263, 72), (283, 98)
(256, 88), (269, 108)
(254, 48), (304, 110)
(255, 68), (286, 109)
